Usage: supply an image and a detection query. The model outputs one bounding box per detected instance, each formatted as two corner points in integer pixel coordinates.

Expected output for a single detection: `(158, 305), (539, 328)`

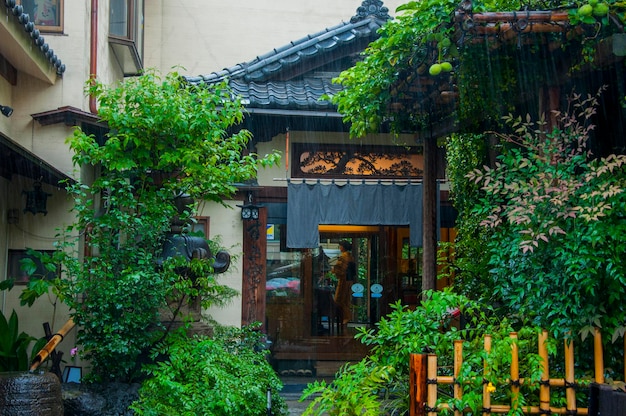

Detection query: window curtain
(287, 182), (424, 248)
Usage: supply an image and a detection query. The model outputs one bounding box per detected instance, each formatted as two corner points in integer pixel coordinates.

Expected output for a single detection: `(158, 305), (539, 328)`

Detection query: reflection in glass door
(315, 229), (383, 336)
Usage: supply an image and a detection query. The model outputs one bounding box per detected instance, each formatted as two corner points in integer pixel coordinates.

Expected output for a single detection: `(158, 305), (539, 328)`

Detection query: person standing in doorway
(333, 240), (356, 327)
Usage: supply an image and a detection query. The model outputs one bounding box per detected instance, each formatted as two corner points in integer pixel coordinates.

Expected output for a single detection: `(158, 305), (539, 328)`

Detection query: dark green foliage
(444, 133), (495, 303)
(131, 324), (287, 416)
(0, 310), (38, 372)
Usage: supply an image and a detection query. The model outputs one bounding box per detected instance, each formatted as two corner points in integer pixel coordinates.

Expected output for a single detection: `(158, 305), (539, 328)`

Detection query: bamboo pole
(483, 334), (492, 416)
(564, 337), (577, 414)
(427, 354), (438, 416)
(538, 330), (551, 414)
(510, 333), (520, 411)
(470, 23), (568, 36)
(454, 340), (463, 416)
(30, 318), (76, 371)
(593, 328), (604, 384)
(410, 354), (428, 416)
(437, 376), (455, 384)
(454, 10), (570, 23)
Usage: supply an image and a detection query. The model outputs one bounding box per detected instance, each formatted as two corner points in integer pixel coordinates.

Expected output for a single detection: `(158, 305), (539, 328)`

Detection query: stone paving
(278, 376), (328, 415)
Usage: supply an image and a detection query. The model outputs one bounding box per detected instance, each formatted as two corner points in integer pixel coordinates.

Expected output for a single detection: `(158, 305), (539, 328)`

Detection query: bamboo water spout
(29, 318), (76, 371)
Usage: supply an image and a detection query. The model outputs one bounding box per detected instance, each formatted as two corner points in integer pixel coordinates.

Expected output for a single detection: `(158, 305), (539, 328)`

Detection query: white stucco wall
(145, 0), (408, 76)
(197, 199), (245, 327)
(1, 175), (77, 365)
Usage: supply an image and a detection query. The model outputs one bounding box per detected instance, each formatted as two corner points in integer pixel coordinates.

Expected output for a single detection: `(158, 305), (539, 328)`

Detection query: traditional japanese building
(186, 0), (456, 370)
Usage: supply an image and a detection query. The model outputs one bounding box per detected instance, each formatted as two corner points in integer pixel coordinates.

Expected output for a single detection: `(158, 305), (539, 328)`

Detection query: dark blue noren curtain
(287, 182), (424, 248)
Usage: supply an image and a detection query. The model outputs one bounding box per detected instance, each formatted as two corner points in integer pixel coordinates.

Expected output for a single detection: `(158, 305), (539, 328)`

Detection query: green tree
(467, 90), (626, 339)
(330, 0), (626, 138)
(39, 70), (279, 382)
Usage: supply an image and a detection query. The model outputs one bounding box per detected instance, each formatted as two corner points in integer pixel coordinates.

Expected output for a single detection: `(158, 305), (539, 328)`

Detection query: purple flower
(70, 347), (78, 357)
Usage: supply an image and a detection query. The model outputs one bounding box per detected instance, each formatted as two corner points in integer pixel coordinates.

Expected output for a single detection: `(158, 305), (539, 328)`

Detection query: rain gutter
(89, 0), (98, 114)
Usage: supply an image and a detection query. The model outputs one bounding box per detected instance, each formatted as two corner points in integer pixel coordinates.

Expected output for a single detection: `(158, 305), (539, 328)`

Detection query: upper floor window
(109, 0), (144, 76)
(20, 0), (64, 33)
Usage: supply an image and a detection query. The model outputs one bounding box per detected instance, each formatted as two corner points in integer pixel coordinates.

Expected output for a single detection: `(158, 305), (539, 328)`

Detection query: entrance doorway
(265, 225), (403, 364)
(263, 223), (455, 375)
(315, 229), (384, 334)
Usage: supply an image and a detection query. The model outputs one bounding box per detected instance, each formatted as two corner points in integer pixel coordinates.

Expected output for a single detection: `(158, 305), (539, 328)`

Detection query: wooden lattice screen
(409, 329), (625, 416)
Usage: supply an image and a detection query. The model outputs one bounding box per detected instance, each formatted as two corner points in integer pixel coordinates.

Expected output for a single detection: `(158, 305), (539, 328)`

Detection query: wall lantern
(237, 192), (261, 221)
(1, 105), (13, 118)
(240, 204), (260, 220)
(23, 180), (52, 215)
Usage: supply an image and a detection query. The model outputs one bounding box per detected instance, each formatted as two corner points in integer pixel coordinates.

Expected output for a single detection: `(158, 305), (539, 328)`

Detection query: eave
(31, 106), (103, 127)
(0, 3), (66, 84)
(0, 133), (73, 186)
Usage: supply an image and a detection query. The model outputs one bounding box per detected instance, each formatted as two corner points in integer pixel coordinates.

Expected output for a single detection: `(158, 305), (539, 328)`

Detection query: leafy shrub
(0, 310), (46, 372)
(467, 89), (626, 339)
(302, 289), (545, 415)
(131, 323), (287, 416)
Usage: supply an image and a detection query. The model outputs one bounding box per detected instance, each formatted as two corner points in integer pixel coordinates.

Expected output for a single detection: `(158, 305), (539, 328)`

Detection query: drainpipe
(89, 0), (98, 114)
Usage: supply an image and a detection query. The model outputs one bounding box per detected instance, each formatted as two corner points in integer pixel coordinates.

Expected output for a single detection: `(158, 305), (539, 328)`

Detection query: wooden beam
(410, 354), (428, 416)
(455, 11), (570, 23)
(241, 208), (268, 327)
(422, 130), (438, 295)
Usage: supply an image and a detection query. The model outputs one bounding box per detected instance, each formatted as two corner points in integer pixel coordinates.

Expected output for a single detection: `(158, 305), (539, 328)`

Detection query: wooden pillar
(422, 133), (437, 296)
(410, 354), (428, 416)
(241, 207), (267, 327)
(539, 85), (560, 130)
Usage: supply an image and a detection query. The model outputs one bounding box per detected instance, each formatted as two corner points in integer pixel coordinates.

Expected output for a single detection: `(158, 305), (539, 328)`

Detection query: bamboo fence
(409, 328), (622, 416)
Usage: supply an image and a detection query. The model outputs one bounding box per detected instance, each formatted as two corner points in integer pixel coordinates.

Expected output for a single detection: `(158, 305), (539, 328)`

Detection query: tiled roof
(185, 0), (391, 110)
(230, 79), (343, 110)
(3, 0), (66, 76)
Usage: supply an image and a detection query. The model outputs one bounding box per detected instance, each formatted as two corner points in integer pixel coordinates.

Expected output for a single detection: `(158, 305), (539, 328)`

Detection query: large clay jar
(0, 371), (63, 415)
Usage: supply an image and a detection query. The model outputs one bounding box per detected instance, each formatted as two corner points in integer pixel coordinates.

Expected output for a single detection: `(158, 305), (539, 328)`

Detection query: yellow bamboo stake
(538, 330), (551, 414)
(454, 340), (463, 416)
(483, 334), (492, 416)
(427, 354), (438, 416)
(594, 327), (605, 384)
(30, 318), (76, 371)
(437, 376), (454, 384)
(510, 332), (520, 411)
(564, 337), (577, 414)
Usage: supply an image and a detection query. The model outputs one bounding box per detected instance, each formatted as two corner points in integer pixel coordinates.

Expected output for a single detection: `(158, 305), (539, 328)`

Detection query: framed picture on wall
(18, 0), (64, 33)
(7, 249), (59, 284)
